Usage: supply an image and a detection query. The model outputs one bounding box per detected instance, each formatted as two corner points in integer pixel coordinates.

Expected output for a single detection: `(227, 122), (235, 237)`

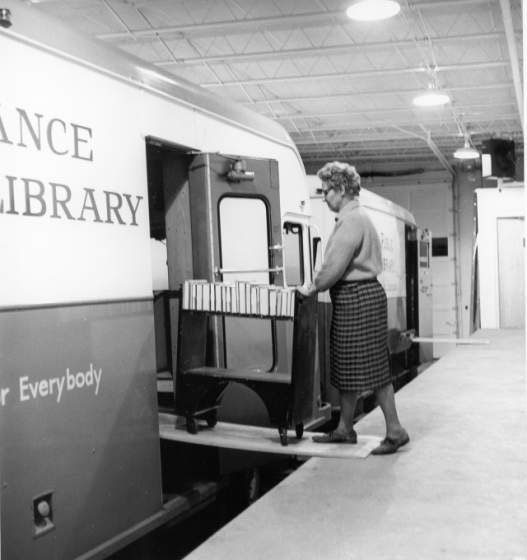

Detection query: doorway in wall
(497, 216), (525, 328)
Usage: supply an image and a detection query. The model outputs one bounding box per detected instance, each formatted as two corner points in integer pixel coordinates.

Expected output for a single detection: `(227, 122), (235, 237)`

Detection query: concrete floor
(184, 329), (527, 560)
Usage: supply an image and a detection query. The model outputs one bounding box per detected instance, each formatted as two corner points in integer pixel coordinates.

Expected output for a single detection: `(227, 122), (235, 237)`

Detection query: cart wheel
(245, 467), (261, 504)
(186, 414), (198, 434)
(279, 425), (288, 446)
(205, 410), (218, 428)
(295, 423), (304, 439)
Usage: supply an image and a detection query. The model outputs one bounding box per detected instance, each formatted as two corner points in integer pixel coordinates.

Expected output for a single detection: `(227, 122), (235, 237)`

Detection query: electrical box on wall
(481, 139), (515, 180)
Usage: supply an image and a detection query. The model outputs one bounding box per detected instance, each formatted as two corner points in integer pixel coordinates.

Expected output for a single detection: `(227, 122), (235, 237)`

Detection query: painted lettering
(0, 175), (18, 214)
(104, 190), (125, 225)
(19, 376), (30, 401)
(17, 108), (43, 150)
(0, 104), (94, 161)
(0, 175), (143, 226)
(53, 376), (65, 403)
(47, 118), (68, 156)
(50, 182), (74, 220)
(78, 188), (103, 223)
(1, 387), (10, 406)
(22, 178), (46, 217)
(123, 194), (143, 227)
(0, 108), (12, 145)
(17, 364), (102, 404)
(71, 123), (93, 161)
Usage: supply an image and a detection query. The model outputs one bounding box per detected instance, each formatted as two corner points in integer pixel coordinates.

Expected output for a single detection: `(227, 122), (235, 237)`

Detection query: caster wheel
(186, 414), (198, 434)
(205, 410), (218, 428)
(245, 467), (261, 504)
(279, 426), (288, 446)
(295, 423), (304, 439)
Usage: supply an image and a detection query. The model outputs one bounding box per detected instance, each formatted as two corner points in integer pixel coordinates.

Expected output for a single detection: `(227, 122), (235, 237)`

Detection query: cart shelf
(174, 290), (318, 446)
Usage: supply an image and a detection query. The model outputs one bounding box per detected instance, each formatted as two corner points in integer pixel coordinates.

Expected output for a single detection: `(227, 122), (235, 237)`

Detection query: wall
(475, 186), (525, 328)
(456, 159), (524, 334)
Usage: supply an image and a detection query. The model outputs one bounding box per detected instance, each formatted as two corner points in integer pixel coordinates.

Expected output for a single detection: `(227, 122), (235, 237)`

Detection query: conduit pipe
(499, 0), (524, 130)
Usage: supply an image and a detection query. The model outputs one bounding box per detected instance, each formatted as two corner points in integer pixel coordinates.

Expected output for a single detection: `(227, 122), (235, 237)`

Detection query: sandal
(371, 432), (410, 455)
(312, 430), (357, 444)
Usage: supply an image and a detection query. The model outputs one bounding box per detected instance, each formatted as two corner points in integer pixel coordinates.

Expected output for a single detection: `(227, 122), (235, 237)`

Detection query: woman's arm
(313, 219), (361, 292)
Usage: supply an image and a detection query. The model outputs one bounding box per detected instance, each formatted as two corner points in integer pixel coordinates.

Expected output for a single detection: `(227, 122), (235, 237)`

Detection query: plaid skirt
(329, 279), (391, 392)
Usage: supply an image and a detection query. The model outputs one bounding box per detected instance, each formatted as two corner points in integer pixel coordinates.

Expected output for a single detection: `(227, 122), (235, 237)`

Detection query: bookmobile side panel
(1, 302), (159, 559)
(1, 14), (308, 559)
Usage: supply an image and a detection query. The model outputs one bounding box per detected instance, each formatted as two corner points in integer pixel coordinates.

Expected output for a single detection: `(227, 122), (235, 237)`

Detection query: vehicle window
(283, 222), (304, 286)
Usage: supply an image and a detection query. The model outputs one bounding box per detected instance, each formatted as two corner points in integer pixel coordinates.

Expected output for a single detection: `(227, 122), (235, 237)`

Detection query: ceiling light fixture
(412, 84), (450, 107)
(346, 0), (401, 21)
(453, 138), (480, 160)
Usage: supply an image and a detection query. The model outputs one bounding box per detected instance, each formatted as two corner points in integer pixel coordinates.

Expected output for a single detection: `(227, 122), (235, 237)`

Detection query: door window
(282, 222), (304, 287)
(219, 196), (273, 371)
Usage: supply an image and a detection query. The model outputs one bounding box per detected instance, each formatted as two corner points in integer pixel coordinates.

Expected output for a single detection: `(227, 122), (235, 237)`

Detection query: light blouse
(313, 199), (382, 292)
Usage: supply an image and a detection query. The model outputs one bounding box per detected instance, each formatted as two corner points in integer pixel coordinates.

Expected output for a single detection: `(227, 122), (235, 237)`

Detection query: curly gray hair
(316, 161), (361, 195)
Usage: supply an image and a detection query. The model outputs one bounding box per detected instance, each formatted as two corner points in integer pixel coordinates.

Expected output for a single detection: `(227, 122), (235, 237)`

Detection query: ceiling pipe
(419, 125), (455, 175)
(499, 0), (524, 130)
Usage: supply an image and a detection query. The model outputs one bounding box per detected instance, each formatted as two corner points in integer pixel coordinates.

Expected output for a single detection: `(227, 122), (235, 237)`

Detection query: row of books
(182, 280), (296, 317)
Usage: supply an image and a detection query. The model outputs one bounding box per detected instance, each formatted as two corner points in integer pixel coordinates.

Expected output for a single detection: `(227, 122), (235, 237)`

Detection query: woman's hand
(296, 282), (317, 297)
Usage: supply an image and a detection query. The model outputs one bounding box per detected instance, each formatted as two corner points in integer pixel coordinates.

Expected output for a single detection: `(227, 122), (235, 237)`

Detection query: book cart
(174, 281), (318, 446)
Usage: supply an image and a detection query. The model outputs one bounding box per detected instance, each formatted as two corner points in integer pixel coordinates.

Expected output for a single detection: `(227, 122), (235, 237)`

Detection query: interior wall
(475, 186), (525, 328)
(456, 158), (524, 333)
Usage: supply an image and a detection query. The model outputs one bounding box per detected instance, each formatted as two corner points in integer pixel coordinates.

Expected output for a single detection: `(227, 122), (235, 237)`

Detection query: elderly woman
(299, 161), (409, 455)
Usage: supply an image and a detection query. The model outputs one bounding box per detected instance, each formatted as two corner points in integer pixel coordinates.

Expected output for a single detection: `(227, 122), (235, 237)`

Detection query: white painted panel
(1, 33), (309, 309)
(497, 217), (525, 328)
(476, 187), (525, 328)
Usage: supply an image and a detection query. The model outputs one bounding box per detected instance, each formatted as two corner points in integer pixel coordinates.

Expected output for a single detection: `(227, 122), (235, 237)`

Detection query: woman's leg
(374, 383), (406, 438)
(335, 390), (360, 434)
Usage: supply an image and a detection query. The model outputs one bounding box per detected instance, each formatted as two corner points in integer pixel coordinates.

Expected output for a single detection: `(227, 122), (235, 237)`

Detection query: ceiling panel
(31, 0), (523, 175)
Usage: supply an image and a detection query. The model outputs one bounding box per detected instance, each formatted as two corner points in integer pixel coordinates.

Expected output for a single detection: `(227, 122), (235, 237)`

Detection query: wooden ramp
(159, 413), (381, 459)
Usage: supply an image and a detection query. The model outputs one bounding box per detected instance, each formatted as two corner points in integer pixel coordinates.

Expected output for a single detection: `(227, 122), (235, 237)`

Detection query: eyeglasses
(316, 185), (335, 197)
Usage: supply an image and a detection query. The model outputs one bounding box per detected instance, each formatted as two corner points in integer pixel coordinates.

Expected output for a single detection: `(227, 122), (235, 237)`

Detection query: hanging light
(346, 0), (401, 21)
(412, 85), (451, 107)
(453, 138), (480, 160)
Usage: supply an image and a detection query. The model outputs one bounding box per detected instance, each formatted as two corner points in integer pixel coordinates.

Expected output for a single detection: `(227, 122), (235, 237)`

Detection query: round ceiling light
(412, 91), (451, 107)
(346, 0), (401, 21)
(453, 141), (480, 160)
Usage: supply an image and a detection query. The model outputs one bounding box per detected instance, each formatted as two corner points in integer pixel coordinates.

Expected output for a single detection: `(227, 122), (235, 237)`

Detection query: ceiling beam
(291, 115), (521, 143)
(499, 0), (524, 130)
(242, 83), (515, 106)
(300, 152), (452, 162)
(419, 126), (455, 175)
(296, 135), (525, 153)
(289, 113), (521, 133)
(268, 101), (516, 121)
(94, 0), (496, 41)
(196, 61), (508, 88)
(153, 32), (504, 66)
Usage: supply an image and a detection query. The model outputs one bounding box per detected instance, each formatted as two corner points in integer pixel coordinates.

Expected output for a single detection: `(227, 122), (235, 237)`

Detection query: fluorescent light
(346, 0), (401, 21)
(453, 140), (480, 160)
(412, 91), (451, 107)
